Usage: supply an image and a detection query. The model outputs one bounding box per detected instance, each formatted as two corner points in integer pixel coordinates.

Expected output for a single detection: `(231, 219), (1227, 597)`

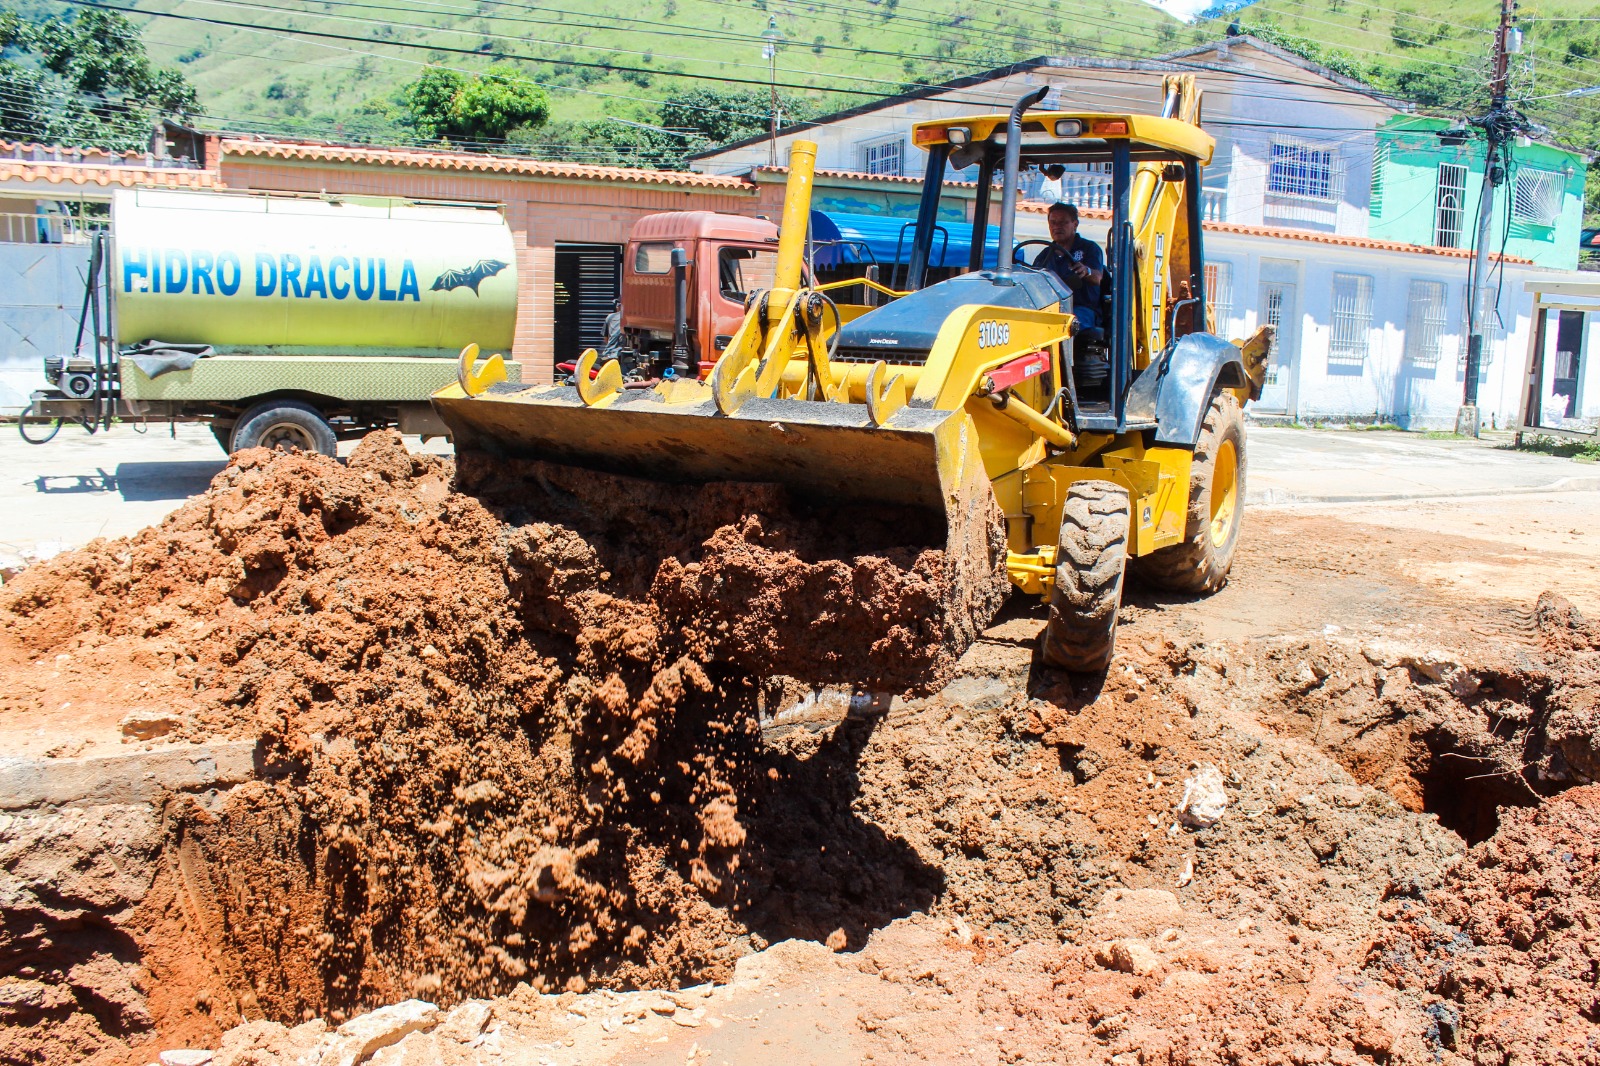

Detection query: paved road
(0, 419), (1595, 569)
(1247, 426), (1600, 505)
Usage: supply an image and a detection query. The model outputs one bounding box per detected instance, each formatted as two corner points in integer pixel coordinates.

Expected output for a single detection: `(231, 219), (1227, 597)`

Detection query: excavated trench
(4, 436), (1599, 1065)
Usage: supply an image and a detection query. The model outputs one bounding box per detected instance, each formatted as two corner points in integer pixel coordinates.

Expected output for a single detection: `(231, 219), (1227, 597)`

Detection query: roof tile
(0, 161), (219, 190)
(220, 139), (756, 191)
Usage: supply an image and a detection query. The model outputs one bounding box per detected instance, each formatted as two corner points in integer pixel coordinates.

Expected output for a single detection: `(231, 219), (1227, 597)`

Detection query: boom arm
(1128, 74), (1205, 370)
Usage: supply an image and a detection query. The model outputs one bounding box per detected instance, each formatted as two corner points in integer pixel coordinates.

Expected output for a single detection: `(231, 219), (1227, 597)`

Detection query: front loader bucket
(435, 381), (973, 510)
(432, 379), (1010, 658)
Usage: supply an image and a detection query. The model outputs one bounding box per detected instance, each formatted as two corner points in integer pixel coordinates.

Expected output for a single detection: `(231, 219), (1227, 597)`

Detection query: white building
(692, 37), (1412, 236)
(698, 40), (1597, 431)
(1053, 209), (1597, 430)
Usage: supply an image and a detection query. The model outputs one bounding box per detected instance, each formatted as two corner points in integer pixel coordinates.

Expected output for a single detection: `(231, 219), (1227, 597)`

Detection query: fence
(1024, 172), (1228, 221)
(0, 211), (107, 246)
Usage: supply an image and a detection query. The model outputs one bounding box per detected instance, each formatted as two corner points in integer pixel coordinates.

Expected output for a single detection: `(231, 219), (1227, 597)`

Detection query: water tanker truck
(22, 188), (521, 455)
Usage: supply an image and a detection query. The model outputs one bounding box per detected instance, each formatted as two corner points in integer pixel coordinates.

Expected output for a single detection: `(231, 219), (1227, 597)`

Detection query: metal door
(1254, 279), (1299, 415)
(0, 241), (93, 411)
(553, 244), (622, 366)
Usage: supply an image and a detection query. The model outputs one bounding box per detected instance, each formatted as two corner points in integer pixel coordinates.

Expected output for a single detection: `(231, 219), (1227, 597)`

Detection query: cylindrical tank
(111, 188), (518, 352)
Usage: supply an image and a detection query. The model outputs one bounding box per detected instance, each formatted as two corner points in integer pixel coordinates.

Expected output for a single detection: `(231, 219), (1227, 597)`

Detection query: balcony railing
(0, 211), (107, 245)
(1024, 171), (1228, 222)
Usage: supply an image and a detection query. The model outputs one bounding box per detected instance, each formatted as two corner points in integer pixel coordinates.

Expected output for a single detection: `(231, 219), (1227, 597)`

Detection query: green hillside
(5, 0), (1598, 212)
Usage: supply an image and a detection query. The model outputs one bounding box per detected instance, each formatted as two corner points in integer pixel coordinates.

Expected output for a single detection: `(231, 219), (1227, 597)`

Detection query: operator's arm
(1080, 240), (1105, 285)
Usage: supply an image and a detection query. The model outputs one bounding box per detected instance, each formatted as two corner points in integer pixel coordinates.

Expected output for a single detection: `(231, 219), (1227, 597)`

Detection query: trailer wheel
(1132, 391), (1245, 594)
(231, 401), (337, 457)
(1041, 480), (1128, 673)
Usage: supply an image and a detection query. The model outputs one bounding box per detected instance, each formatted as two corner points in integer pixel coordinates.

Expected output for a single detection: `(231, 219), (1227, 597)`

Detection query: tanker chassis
(23, 188), (522, 455)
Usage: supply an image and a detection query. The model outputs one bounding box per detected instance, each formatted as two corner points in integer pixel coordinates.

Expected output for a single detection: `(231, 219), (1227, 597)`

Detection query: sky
(1137, 0), (1262, 23)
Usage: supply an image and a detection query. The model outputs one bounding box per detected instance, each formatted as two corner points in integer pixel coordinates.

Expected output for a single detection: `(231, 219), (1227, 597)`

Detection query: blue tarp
(809, 210), (1001, 270)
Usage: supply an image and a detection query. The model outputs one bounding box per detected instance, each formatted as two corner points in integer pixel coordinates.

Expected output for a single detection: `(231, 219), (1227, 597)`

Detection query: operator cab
(836, 95), (1216, 431)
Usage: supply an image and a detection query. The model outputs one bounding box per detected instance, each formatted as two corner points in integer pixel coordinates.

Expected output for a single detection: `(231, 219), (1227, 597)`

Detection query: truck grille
(832, 347), (930, 366)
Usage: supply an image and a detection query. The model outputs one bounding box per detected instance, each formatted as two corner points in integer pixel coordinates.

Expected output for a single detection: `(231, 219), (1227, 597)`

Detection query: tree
(657, 86), (820, 147)
(0, 7), (197, 150)
(403, 67), (466, 140)
(401, 64), (550, 147)
(512, 118), (706, 169)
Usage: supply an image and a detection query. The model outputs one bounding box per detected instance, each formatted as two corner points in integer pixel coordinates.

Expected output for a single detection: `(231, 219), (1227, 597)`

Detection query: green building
(1369, 116), (1589, 270)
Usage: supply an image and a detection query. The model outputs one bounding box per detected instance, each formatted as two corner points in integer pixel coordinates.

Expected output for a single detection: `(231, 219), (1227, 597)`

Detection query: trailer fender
(1127, 333), (1251, 449)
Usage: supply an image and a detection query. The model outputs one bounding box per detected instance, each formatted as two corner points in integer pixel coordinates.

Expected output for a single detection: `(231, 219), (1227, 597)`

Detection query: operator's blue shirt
(1032, 236), (1104, 328)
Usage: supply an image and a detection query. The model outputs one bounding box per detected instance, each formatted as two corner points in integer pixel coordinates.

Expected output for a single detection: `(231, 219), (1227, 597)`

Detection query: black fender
(1124, 333), (1251, 448)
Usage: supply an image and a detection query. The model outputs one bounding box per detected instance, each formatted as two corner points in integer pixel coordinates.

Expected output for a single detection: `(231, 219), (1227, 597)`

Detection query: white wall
(1202, 229), (1587, 429)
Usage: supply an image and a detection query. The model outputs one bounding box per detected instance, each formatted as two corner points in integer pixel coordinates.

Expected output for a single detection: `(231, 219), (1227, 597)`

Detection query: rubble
(1, 437), (1597, 1065)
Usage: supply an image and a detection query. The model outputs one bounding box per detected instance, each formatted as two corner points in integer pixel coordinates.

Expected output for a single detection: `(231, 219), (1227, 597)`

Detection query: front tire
(1040, 480), (1129, 673)
(1133, 390), (1245, 594)
(230, 401), (337, 457)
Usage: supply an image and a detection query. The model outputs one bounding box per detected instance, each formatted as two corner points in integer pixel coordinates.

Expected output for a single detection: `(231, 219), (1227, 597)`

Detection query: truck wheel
(1041, 480), (1129, 673)
(1133, 391), (1245, 594)
(231, 401), (337, 457)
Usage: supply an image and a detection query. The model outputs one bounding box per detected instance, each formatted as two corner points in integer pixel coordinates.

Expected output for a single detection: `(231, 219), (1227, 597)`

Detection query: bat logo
(430, 259), (509, 295)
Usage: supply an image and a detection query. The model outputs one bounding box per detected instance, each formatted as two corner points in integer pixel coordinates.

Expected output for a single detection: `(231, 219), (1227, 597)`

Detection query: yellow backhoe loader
(433, 75), (1270, 672)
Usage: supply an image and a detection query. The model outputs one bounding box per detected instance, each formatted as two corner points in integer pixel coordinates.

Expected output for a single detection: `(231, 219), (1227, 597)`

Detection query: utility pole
(761, 18), (783, 169)
(1457, 0), (1520, 437)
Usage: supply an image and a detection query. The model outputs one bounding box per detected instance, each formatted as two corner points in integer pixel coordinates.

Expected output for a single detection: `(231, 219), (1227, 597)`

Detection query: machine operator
(1031, 202), (1105, 332)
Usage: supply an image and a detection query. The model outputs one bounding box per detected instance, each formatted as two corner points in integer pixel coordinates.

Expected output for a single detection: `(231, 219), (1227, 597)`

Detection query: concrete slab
(0, 739), (280, 809)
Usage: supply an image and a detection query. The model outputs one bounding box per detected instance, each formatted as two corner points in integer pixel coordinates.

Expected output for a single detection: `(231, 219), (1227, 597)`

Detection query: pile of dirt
(0, 433), (1006, 1061)
(1371, 785), (1600, 1064)
(1365, 599), (1600, 1065)
(8, 433), (1600, 1066)
(181, 594), (1600, 1066)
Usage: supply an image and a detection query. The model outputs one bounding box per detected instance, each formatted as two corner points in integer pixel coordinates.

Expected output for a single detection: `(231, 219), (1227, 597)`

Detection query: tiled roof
(220, 139), (757, 191)
(751, 164), (979, 188)
(0, 140), (217, 190)
(1203, 220), (1535, 264)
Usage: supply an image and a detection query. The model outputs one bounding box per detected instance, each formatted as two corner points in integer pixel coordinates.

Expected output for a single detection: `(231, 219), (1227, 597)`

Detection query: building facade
(1369, 115), (1590, 270)
(690, 38), (1413, 238)
(3, 96), (1594, 432)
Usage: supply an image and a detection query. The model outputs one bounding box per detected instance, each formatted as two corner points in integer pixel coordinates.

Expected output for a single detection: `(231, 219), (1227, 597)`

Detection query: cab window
(633, 242), (674, 274)
(719, 247), (778, 300)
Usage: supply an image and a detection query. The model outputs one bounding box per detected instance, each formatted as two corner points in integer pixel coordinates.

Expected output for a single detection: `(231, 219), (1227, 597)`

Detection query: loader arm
(1129, 74), (1205, 371)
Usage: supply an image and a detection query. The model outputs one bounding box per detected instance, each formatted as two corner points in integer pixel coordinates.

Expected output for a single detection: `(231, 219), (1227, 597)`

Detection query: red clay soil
(0, 433), (1006, 1062)
(1369, 601), (1600, 1066)
(6, 436), (1600, 1066)
(1371, 784), (1600, 1065)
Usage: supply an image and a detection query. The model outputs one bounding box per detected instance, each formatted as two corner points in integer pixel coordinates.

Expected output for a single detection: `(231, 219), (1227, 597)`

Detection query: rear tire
(1133, 391), (1245, 594)
(231, 401), (337, 457)
(1041, 480), (1129, 673)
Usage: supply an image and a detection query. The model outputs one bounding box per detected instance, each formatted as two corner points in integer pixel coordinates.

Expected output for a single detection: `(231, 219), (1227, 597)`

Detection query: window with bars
(1268, 141), (1337, 200)
(1513, 167), (1563, 227)
(1434, 162), (1467, 248)
(859, 138), (904, 177)
(1329, 273), (1374, 370)
(1404, 280), (1450, 368)
(1204, 261), (1234, 336)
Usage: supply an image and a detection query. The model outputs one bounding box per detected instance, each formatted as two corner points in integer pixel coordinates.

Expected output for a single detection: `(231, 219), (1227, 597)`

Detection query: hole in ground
(1417, 736), (1540, 846)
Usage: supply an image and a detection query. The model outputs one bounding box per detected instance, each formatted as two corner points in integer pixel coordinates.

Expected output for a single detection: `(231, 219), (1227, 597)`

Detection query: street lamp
(761, 16), (783, 167)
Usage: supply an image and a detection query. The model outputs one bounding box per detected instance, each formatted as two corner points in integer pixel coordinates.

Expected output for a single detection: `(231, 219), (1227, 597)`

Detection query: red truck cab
(621, 211), (780, 377)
